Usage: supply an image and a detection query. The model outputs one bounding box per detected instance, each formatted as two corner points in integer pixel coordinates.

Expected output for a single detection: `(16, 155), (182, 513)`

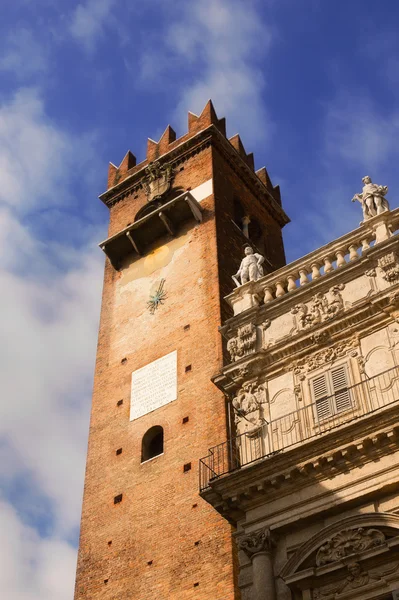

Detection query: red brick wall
(74, 145), (240, 600)
(75, 128), (287, 599)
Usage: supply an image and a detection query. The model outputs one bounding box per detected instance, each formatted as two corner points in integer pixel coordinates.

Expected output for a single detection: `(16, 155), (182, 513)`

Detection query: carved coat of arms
(144, 161), (174, 202)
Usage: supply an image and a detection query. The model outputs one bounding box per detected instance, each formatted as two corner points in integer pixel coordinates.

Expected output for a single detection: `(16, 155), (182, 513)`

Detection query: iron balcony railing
(199, 365), (399, 491)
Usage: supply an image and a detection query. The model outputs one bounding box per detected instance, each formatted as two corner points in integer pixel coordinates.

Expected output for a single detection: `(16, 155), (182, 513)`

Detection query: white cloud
(70, 0), (116, 52)
(139, 0), (274, 146)
(0, 28), (48, 78)
(0, 89), (105, 595)
(0, 499), (76, 600)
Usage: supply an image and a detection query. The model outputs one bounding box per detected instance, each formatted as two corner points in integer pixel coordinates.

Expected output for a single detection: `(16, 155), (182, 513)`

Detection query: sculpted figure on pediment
(352, 176), (389, 221)
(313, 560), (399, 599)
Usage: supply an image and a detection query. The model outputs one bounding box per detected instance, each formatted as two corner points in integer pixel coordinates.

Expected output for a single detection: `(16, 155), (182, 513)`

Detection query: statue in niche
(352, 176), (389, 221)
(232, 246), (265, 286)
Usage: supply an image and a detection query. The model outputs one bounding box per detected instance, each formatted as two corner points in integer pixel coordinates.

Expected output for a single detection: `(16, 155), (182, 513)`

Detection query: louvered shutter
(312, 374), (332, 420)
(331, 366), (352, 413)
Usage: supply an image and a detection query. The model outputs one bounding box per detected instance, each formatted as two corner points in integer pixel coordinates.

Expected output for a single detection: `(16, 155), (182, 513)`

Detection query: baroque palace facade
(74, 102), (399, 600)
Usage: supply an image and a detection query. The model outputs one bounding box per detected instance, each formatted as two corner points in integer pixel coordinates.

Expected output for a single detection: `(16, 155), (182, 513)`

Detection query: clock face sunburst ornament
(147, 279), (167, 314)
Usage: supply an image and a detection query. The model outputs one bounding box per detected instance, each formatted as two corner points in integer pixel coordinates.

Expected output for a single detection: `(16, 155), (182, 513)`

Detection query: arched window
(141, 426), (164, 462)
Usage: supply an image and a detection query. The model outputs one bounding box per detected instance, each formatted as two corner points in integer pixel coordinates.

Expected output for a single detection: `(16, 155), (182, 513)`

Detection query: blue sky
(1, 1), (399, 597)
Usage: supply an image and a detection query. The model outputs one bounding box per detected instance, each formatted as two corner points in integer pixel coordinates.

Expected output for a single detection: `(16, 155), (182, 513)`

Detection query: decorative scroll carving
(293, 337), (358, 375)
(238, 527), (275, 558)
(227, 323), (257, 362)
(144, 161), (174, 201)
(378, 252), (399, 282)
(315, 528), (386, 566)
(291, 285), (345, 331)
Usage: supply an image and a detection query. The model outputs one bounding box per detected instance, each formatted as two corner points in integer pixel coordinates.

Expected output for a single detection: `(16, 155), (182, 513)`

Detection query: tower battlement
(106, 100), (281, 208)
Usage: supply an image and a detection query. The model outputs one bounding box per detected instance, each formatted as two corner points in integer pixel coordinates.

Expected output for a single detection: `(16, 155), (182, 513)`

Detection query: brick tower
(74, 100), (289, 600)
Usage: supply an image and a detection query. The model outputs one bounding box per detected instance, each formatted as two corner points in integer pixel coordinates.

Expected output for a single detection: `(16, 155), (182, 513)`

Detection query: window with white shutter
(310, 364), (353, 421)
(312, 373), (332, 420)
(331, 366), (352, 413)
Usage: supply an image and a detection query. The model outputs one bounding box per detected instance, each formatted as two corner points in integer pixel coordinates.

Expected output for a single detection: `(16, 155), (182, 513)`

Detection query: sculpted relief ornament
(313, 561), (395, 599)
(293, 337), (358, 375)
(232, 381), (266, 434)
(227, 322), (257, 362)
(232, 246), (265, 287)
(378, 251), (399, 282)
(352, 175), (389, 221)
(315, 527), (385, 566)
(144, 161), (174, 202)
(291, 284), (345, 331)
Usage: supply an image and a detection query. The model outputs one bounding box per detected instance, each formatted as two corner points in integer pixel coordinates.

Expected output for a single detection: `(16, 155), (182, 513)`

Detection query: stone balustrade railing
(226, 209), (399, 316)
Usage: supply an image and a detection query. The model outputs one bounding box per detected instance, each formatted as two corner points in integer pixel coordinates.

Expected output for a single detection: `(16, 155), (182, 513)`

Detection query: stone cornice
(200, 403), (399, 524)
(99, 125), (290, 227)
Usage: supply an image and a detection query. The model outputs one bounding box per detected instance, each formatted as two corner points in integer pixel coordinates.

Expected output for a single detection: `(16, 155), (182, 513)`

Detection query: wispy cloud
(0, 88), (105, 596)
(0, 27), (48, 78)
(138, 0), (274, 146)
(69, 0), (116, 53)
(0, 499), (77, 600)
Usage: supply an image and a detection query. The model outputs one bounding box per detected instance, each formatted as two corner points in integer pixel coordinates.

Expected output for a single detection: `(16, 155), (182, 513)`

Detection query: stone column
(238, 527), (277, 600)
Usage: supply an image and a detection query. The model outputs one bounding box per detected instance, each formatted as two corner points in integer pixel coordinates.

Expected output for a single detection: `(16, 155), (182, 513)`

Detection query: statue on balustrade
(352, 176), (389, 221)
(233, 246), (265, 286)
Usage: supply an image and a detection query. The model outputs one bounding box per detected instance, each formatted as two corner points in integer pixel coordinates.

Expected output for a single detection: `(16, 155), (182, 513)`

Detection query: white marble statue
(233, 246), (265, 286)
(352, 176), (389, 221)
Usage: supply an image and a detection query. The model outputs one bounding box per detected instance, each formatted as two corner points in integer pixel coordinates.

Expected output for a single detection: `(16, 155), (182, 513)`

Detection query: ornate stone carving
(313, 560), (399, 599)
(260, 319), (271, 331)
(238, 527), (275, 558)
(315, 527), (386, 566)
(365, 268), (376, 277)
(227, 323), (257, 362)
(232, 246), (265, 286)
(232, 382), (266, 433)
(291, 285), (345, 331)
(352, 175), (389, 220)
(378, 251), (399, 282)
(311, 331), (330, 345)
(293, 337), (358, 374)
(294, 384), (303, 402)
(144, 161), (174, 201)
(313, 563), (376, 599)
(388, 289), (399, 306)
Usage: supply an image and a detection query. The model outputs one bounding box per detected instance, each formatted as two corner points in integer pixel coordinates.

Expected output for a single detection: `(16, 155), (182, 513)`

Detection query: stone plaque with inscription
(130, 351), (177, 421)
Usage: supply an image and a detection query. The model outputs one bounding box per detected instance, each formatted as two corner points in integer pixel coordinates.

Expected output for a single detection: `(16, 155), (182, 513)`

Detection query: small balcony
(199, 365), (399, 491)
